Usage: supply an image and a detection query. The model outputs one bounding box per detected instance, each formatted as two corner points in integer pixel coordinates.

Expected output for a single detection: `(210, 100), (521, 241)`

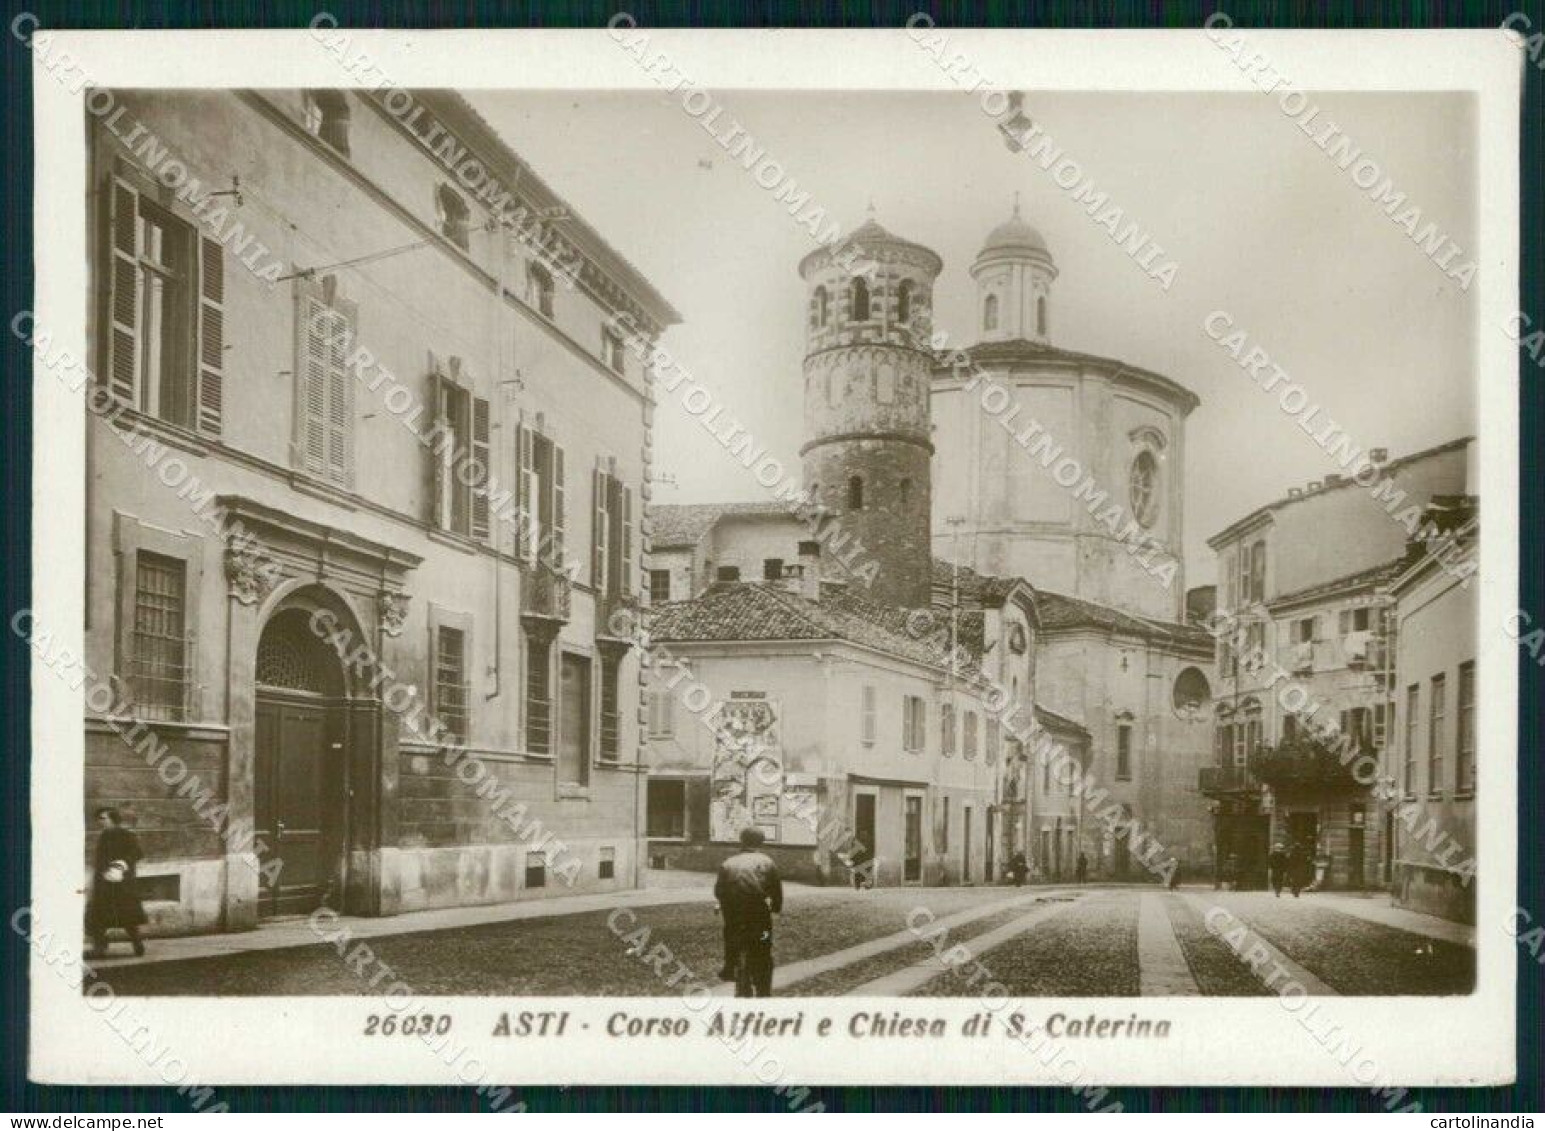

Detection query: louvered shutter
(620, 484), (633, 597)
(325, 312), (350, 483)
(592, 468), (609, 591)
(430, 374), (449, 529)
(106, 177), (141, 404)
(196, 236), (224, 436)
(470, 396), (491, 542)
(301, 297), (330, 474)
(516, 423), (534, 560)
(552, 444), (565, 566)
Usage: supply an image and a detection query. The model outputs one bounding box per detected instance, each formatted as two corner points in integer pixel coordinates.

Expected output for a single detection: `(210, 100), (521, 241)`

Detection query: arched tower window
(1037, 295), (1048, 337)
(899, 477), (911, 511)
(847, 475), (864, 511)
(897, 279), (914, 323)
(1130, 450), (1159, 528)
(850, 278), (870, 322)
(983, 293), (999, 332)
(813, 285), (829, 328)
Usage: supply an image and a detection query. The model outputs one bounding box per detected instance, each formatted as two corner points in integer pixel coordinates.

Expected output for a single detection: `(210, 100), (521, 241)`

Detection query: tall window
(434, 626), (469, 742)
(592, 466), (635, 598)
(899, 478), (911, 511)
(1403, 684), (1420, 795)
(983, 293), (999, 331)
(599, 653), (621, 762)
(1242, 701), (1262, 763)
(1428, 673), (1446, 795)
(103, 179), (224, 436)
(963, 711), (978, 760)
(860, 684), (877, 745)
(1036, 294), (1047, 336)
(302, 90), (350, 155)
(516, 421), (565, 564)
(812, 285), (828, 328)
(430, 368), (492, 542)
(1249, 541), (1266, 602)
(847, 475), (864, 511)
(131, 553), (190, 721)
(941, 702), (957, 756)
(526, 636), (552, 755)
(528, 263), (555, 317)
(648, 569), (672, 604)
(850, 277), (870, 321)
(1457, 661), (1476, 792)
(436, 185), (470, 250)
(902, 695), (926, 753)
(986, 716), (1000, 764)
(1129, 451), (1159, 528)
(1115, 720), (1133, 780)
(296, 283), (356, 487)
(896, 279), (913, 323)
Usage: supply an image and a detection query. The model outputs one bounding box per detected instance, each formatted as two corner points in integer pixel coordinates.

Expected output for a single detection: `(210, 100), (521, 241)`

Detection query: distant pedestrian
(1287, 841), (1311, 898)
(87, 808), (146, 958)
(1268, 842), (1289, 898)
(1075, 852), (1088, 885)
(1008, 851), (1028, 887)
(1223, 852), (1241, 892)
(847, 841), (874, 891)
(714, 828), (783, 997)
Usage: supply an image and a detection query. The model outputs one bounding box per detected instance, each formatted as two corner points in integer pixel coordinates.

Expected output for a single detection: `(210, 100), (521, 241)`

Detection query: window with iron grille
(1457, 661), (1476, 792)
(434, 626), (469, 742)
(599, 652), (621, 762)
(1428, 673), (1446, 796)
(130, 552), (190, 721)
(526, 635), (552, 755)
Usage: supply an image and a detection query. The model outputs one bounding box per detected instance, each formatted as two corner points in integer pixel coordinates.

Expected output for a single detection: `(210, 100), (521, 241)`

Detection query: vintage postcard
(22, 23), (1520, 1098)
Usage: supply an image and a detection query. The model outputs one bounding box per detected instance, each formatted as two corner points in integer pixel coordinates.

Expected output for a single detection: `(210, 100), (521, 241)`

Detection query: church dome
(979, 206), (1050, 259)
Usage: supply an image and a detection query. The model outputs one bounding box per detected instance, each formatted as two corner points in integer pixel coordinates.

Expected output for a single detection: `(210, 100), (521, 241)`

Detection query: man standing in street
(1268, 841), (1289, 898)
(715, 827), (783, 997)
(1075, 852), (1089, 885)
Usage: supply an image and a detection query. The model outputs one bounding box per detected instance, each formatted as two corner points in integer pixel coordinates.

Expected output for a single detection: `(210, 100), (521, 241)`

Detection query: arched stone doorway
(253, 598), (351, 917)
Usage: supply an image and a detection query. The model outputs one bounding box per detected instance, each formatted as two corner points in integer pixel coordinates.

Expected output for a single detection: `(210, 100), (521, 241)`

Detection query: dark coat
(714, 851), (783, 929)
(87, 825), (147, 931)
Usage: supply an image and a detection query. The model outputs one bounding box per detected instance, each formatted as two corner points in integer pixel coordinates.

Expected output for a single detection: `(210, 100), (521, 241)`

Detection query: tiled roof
(647, 502), (796, 549)
(1035, 590), (1214, 651)
(648, 582), (981, 669)
(931, 558), (1027, 607)
(1266, 556), (1407, 610)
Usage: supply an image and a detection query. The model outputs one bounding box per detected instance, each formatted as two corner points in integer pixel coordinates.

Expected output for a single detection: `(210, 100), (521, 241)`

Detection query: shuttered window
(102, 175), (222, 435)
(296, 287), (354, 485)
(592, 465), (634, 596)
(427, 359), (491, 542)
(516, 422), (565, 565)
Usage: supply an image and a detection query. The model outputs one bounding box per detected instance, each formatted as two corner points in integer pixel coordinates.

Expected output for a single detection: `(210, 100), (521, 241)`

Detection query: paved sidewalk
(1138, 893), (1200, 996)
(93, 873), (744, 969)
(1308, 892), (1475, 948)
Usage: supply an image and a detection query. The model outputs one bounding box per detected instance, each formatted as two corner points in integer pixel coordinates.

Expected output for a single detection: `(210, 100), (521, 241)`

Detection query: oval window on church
(1130, 450), (1159, 528)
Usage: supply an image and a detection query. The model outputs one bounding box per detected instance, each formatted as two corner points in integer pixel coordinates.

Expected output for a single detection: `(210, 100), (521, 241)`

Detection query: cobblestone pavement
(87, 884), (1474, 998)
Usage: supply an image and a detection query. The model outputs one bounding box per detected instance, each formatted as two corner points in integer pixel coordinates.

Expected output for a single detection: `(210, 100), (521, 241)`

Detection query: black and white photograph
(15, 18), (1526, 1103)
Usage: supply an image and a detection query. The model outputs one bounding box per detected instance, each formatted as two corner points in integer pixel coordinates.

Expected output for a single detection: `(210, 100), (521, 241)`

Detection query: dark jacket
(87, 825), (147, 930)
(715, 850), (783, 925)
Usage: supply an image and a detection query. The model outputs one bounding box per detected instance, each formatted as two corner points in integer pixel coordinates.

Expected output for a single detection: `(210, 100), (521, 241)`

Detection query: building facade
(1387, 514), (1478, 922)
(84, 89), (678, 934)
(1203, 439), (1472, 889)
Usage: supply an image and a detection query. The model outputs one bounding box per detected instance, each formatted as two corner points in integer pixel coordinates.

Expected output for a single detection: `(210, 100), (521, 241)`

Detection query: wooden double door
(254, 693), (344, 917)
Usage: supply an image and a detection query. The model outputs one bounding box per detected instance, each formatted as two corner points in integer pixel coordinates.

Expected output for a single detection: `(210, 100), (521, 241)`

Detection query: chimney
(1307, 480), (1322, 491)
(1287, 486), (1302, 498)
(1324, 473), (1344, 488)
(1370, 447), (1389, 464)
(797, 540), (821, 601)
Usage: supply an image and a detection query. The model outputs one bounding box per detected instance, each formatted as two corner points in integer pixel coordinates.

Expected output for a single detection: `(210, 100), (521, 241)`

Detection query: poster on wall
(709, 696), (780, 842)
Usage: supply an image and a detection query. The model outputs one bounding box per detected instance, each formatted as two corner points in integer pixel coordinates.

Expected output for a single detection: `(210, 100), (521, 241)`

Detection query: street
(89, 880), (1475, 999)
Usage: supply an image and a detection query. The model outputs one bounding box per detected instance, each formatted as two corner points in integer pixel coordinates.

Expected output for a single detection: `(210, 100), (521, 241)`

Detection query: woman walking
(87, 808), (147, 958)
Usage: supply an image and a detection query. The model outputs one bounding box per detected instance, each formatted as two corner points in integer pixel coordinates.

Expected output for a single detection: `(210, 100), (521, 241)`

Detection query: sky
(468, 90), (1477, 585)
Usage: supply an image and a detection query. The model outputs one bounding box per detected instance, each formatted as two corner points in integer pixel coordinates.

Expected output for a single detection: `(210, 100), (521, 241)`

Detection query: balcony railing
(520, 567), (572, 623)
(1199, 764), (1257, 794)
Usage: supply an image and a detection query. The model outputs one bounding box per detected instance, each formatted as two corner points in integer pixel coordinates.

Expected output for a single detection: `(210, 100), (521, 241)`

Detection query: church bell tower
(799, 214), (942, 608)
